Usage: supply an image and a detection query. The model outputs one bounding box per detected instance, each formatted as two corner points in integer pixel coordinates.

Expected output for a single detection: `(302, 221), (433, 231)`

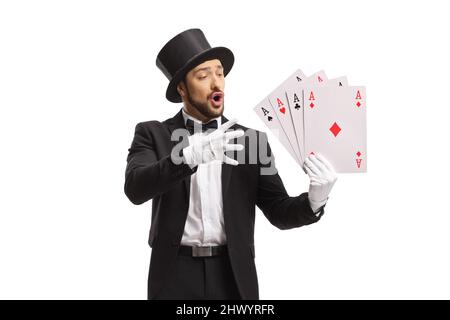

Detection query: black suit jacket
(124, 110), (325, 299)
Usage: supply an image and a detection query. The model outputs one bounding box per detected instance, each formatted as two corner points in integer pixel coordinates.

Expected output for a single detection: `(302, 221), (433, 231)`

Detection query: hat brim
(166, 47), (234, 103)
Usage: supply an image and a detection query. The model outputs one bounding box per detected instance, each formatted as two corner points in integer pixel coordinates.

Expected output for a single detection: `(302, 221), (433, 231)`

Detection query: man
(124, 28), (337, 300)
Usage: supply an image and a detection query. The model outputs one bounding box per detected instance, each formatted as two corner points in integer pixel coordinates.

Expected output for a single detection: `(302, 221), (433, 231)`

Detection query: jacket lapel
(221, 115), (233, 203)
(166, 110), (192, 199)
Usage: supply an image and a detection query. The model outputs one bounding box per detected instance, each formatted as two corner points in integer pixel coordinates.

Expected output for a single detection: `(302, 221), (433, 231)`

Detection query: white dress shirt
(180, 108), (226, 246)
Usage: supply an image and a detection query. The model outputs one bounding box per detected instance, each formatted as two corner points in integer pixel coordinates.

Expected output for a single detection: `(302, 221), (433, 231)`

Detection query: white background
(1, 0), (449, 299)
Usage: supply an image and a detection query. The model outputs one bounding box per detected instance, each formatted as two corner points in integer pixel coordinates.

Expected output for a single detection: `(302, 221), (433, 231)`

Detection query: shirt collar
(181, 107), (222, 127)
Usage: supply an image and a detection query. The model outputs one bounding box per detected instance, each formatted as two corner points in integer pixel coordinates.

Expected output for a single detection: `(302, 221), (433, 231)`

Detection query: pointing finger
(224, 129), (244, 140)
(225, 143), (244, 151)
(219, 118), (238, 132)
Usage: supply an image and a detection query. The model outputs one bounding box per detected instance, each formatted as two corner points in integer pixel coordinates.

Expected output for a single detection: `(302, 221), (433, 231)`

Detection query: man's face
(178, 59), (225, 121)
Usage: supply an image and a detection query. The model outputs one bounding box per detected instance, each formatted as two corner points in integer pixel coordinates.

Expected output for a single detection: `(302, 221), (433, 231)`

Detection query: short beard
(185, 81), (224, 121)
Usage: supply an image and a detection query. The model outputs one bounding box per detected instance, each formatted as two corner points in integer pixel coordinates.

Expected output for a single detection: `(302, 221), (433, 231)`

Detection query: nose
(210, 74), (222, 90)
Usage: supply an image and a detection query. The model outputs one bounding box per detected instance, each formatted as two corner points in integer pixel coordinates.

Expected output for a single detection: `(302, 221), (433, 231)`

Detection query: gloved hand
(303, 153), (338, 213)
(183, 118), (245, 167)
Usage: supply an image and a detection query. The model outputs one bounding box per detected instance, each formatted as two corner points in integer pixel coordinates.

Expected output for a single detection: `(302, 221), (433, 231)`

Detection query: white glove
(183, 118), (244, 167)
(303, 153), (338, 213)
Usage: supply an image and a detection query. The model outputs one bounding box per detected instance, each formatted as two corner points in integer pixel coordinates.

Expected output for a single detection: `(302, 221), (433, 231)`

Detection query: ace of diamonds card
(303, 86), (367, 173)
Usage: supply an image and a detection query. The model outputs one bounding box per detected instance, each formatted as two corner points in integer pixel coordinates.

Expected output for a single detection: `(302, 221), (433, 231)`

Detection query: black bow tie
(185, 118), (218, 134)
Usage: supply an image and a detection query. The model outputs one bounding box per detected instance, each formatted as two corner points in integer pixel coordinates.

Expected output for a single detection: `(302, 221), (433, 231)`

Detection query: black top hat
(156, 28), (234, 103)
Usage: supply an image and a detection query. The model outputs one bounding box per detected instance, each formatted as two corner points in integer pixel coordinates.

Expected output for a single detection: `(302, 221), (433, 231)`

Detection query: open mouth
(210, 92), (224, 107)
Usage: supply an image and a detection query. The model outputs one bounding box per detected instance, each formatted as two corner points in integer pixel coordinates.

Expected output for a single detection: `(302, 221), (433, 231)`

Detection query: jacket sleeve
(255, 132), (325, 230)
(124, 122), (196, 205)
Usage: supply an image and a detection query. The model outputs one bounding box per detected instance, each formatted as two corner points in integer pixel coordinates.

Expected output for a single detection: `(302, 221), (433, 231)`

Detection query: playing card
(327, 76), (348, 87)
(267, 69), (306, 162)
(303, 86), (366, 173)
(286, 71), (332, 162)
(253, 97), (302, 166)
(308, 70), (328, 85)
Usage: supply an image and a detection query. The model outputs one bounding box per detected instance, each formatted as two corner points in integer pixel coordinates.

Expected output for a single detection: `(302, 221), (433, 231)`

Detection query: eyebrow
(194, 65), (223, 74)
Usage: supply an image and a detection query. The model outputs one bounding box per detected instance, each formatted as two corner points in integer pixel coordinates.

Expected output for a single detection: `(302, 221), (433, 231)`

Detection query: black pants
(151, 252), (241, 300)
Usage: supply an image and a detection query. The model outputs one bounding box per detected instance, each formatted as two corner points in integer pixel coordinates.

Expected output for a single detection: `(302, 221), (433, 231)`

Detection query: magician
(124, 28), (337, 300)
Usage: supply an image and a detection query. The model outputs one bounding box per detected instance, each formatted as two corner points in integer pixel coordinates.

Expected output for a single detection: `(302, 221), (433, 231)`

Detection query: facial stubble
(185, 81), (224, 121)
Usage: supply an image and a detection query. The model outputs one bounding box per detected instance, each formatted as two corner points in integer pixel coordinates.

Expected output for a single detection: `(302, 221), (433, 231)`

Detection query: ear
(177, 81), (186, 99)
